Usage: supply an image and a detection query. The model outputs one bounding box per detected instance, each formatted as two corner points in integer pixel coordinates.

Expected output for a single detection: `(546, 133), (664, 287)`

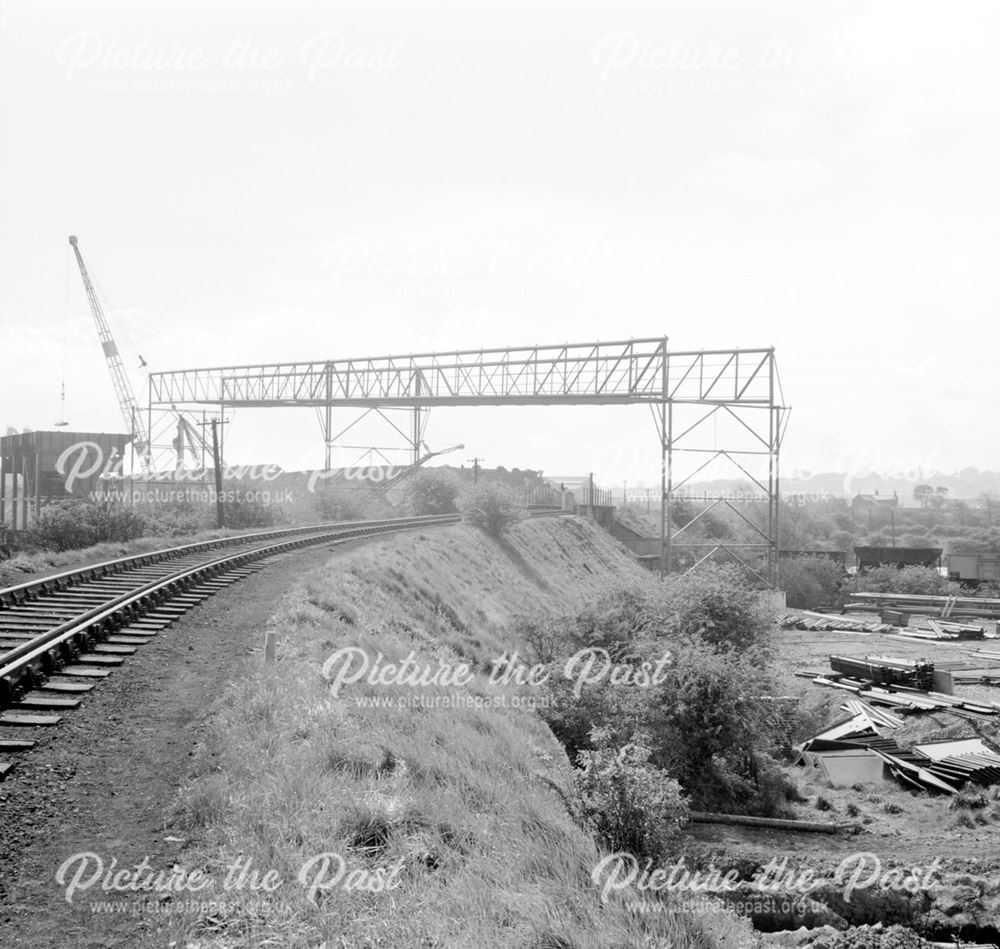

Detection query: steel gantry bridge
(148, 337), (789, 586)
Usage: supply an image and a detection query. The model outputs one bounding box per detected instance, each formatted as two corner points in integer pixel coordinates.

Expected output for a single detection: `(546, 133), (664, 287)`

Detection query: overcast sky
(2, 0), (998, 488)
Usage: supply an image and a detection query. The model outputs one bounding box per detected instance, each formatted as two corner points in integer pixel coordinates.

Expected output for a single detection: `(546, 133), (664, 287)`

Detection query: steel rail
(0, 509), (568, 712)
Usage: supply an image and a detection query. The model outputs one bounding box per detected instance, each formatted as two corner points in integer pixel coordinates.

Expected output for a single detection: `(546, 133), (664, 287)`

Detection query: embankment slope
(168, 516), (754, 948)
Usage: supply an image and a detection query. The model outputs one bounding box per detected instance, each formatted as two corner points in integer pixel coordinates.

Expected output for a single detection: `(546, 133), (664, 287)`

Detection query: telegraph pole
(211, 419), (225, 528)
(199, 417), (229, 529)
(467, 457), (484, 484)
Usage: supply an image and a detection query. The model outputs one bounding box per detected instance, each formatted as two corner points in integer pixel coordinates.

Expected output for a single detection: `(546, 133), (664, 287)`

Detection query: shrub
(780, 555), (844, 609)
(313, 488), (368, 523)
(949, 788), (988, 810)
(524, 569), (790, 814)
(221, 496), (280, 529)
(852, 564), (959, 597)
(86, 498), (147, 542)
(540, 660), (646, 764)
(27, 501), (99, 550)
(140, 501), (208, 537)
(574, 728), (688, 861)
(662, 562), (774, 656)
(647, 641), (791, 813)
(404, 468), (462, 515)
(27, 498), (145, 551)
(458, 482), (525, 538)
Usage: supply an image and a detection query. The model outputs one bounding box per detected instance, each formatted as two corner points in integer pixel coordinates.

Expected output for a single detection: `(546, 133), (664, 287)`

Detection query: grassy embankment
(166, 516), (758, 948)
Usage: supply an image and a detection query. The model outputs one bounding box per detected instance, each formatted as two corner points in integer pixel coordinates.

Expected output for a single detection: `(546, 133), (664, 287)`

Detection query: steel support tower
(148, 337), (789, 586)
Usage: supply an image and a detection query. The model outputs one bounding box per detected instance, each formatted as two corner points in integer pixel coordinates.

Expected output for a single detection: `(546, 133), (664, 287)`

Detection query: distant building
(850, 491), (899, 514)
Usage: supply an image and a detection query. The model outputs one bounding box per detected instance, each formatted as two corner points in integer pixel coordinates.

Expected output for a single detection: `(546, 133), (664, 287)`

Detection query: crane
(360, 442), (465, 507)
(68, 235), (152, 469)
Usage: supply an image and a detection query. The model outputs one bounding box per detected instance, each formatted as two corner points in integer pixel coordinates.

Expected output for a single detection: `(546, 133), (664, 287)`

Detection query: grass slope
(167, 517), (757, 948)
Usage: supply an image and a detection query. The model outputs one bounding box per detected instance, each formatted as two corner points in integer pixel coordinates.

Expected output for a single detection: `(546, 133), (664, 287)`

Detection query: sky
(2, 0), (998, 489)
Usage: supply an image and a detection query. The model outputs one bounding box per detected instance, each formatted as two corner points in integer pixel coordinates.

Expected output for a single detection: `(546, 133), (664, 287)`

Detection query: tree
(457, 482), (525, 537)
(404, 468), (461, 515)
(647, 640), (781, 810)
(779, 555), (844, 609)
(529, 570), (792, 816)
(662, 562), (773, 657)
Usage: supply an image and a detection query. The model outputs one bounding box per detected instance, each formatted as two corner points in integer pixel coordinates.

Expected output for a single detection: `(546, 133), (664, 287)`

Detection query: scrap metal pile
(802, 655), (999, 717)
(797, 712), (1000, 795)
(797, 655), (1000, 794)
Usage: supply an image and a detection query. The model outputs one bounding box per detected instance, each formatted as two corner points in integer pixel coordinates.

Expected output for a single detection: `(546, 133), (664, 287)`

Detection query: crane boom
(68, 235), (150, 467)
(360, 442), (465, 505)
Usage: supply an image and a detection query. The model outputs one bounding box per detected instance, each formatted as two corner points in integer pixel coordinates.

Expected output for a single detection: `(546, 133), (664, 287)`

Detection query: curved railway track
(0, 513), (478, 776)
(0, 509), (567, 779)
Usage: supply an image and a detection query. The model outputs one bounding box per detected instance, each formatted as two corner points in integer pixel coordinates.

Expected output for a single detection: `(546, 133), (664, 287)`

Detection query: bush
(140, 501), (208, 537)
(780, 555), (844, 609)
(648, 641), (781, 809)
(27, 499), (146, 551)
(221, 496), (280, 529)
(28, 501), (98, 550)
(458, 482), (525, 538)
(662, 562), (774, 656)
(852, 564), (959, 597)
(404, 468), (462, 515)
(313, 488), (368, 523)
(574, 728), (688, 861)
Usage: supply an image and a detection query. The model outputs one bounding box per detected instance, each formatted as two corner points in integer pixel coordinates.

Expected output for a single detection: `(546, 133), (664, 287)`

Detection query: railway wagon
(947, 553), (1000, 585)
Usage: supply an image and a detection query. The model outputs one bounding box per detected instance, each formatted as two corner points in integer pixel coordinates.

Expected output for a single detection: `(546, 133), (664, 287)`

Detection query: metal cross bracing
(148, 338), (779, 407)
(147, 337), (789, 586)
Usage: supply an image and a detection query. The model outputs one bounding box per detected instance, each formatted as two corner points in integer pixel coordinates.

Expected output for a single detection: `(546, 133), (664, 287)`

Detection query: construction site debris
(798, 655), (1000, 794)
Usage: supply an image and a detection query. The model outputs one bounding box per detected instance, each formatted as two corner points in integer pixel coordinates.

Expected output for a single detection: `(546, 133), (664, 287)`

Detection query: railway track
(0, 509), (567, 780)
(0, 513), (481, 778)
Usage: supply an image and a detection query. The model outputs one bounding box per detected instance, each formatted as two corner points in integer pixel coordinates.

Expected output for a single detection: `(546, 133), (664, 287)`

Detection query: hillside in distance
(674, 468), (1000, 502)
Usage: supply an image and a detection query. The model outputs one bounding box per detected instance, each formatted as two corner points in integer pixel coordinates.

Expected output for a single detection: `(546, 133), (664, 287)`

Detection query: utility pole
(467, 457), (484, 484)
(200, 417), (229, 528)
(890, 509), (896, 547)
(211, 418), (225, 529)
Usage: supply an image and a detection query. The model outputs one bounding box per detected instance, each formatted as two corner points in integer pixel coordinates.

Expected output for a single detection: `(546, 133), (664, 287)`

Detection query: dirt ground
(0, 531), (419, 949)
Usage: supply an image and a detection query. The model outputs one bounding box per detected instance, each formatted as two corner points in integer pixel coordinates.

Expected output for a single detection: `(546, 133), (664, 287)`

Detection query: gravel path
(0, 533), (406, 949)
